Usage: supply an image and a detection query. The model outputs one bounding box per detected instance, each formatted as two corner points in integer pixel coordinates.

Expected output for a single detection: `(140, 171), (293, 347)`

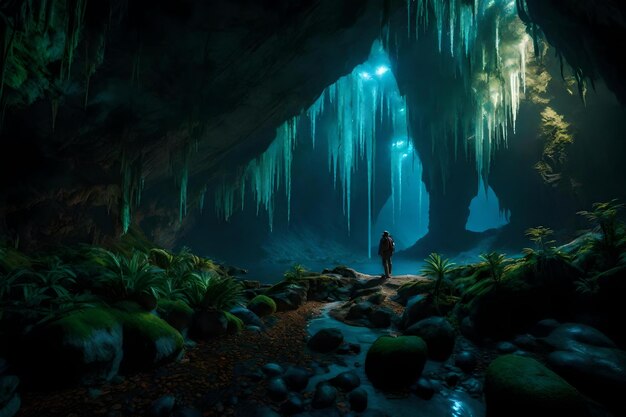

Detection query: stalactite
(405, 0), (532, 177)
(216, 41), (410, 257)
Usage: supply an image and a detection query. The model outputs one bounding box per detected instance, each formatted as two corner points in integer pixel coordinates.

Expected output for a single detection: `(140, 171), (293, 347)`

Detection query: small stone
(312, 383), (337, 409)
(496, 341), (517, 354)
(283, 367), (312, 391)
(308, 328), (344, 353)
(329, 371), (361, 392)
(455, 350), (478, 372)
(261, 363), (284, 378)
(267, 378), (288, 402)
(280, 393), (305, 415)
(149, 396), (176, 417)
(513, 334), (538, 351)
(414, 377), (435, 400)
(461, 377), (482, 397)
(348, 387), (368, 412)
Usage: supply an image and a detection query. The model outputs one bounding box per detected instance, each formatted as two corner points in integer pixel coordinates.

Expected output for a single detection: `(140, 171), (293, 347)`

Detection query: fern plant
(479, 252), (509, 288)
(284, 264), (307, 281)
(578, 200), (624, 248)
(96, 250), (165, 300)
(525, 226), (555, 254)
(421, 253), (455, 313)
(181, 271), (244, 310)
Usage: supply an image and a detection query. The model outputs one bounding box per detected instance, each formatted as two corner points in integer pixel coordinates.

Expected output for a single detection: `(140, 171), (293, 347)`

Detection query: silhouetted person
(378, 231), (395, 278)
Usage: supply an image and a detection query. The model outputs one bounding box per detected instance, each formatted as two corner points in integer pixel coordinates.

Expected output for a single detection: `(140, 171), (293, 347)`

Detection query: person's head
(383, 231), (389, 237)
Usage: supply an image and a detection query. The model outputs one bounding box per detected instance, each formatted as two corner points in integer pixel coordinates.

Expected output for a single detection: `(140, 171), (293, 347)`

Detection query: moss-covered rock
(24, 308), (123, 386)
(157, 300), (194, 333)
(484, 355), (590, 417)
(364, 336), (427, 389)
(224, 311), (244, 334)
(116, 312), (183, 372)
(248, 295), (277, 317)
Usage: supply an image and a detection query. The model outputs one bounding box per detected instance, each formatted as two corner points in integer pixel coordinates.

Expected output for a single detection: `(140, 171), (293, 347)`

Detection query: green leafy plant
(284, 264), (307, 281)
(181, 271), (244, 310)
(200, 274), (244, 310)
(479, 252), (509, 288)
(578, 200), (624, 247)
(421, 253), (455, 313)
(525, 226), (555, 254)
(96, 250), (165, 300)
(574, 276), (599, 296)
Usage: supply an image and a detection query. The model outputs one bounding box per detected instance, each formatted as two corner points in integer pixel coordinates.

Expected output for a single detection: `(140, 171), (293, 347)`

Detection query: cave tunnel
(1, 1), (626, 416)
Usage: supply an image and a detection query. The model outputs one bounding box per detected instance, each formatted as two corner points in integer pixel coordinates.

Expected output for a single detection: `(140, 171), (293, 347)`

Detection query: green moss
(158, 299), (193, 316)
(485, 355), (589, 417)
(51, 308), (119, 340)
(369, 335), (427, 356)
(365, 336), (428, 389)
(247, 295), (277, 317)
(224, 311), (244, 333)
(116, 312), (183, 347)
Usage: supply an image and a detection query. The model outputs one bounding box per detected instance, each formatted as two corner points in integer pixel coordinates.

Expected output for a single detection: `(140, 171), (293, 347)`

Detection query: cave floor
(18, 302), (324, 417)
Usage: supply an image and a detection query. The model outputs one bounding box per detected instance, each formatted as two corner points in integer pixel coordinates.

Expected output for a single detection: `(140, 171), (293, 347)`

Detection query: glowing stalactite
(405, 0), (532, 177)
(216, 41), (410, 258)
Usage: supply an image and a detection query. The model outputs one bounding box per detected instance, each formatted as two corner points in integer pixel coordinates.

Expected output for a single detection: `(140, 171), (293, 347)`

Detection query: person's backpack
(382, 236), (394, 253)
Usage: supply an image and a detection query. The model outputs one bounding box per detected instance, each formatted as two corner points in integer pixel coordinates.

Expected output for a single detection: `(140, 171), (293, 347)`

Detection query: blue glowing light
(375, 65), (390, 76)
(359, 71), (372, 80)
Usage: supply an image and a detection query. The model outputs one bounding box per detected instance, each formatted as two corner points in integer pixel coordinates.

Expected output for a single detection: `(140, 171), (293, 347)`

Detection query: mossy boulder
(157, 300), (194, 333)
(248, 295), (277, 317)
(24, 308), (123, 386)
(484, 355), (590, 417)
(116, 312), (184, 372)
(365, 336), (428, 389)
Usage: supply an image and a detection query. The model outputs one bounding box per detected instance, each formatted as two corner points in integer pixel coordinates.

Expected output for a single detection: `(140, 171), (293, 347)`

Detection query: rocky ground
(6, 267), (626, 417)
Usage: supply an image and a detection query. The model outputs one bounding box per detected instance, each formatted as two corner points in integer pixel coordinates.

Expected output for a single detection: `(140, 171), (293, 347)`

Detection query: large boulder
(266, 283), (308, 311)
(346, 301), (374, 320)
(157, 300), (194, 334)
(229, 307), (264, 328)
(404, 317), (455, 361)
(118, 312), (184, 371)
(544, 323), (616, 351)
(24, 308), (123, 386)
(308, 328), (343, 353)
(369, 307), (394, 328)
(247, 295), (277, 317)
(484, 355), (590, 417)
(365, 336), (427, 389)
(400, 294), (454, 329)
(544, 323), (626, 410)
(312, 383), (337, 409)
(323, 266), (359, 278)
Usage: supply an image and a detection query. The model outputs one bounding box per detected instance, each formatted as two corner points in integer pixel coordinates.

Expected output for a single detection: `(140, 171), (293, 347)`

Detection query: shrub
(421, 253), (455, 314)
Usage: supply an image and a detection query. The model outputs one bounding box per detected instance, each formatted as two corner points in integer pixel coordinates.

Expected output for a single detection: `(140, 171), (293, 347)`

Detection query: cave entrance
(214, 40), (431, 264)
(465, 179), (510, 232)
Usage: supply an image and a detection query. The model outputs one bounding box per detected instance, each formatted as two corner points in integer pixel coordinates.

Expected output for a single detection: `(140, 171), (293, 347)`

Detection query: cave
(1, 1), (626, 416)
